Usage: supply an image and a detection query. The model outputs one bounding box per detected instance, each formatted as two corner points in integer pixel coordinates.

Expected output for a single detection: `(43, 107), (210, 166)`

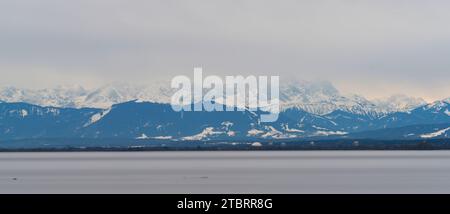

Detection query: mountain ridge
(0, 99), (448, 141)
(0, 81), (436, 117)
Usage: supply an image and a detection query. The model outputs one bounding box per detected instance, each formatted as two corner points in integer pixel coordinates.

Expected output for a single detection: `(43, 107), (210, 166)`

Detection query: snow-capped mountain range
(0, 80), (448, 144)
(278, 80), (426, 116)
(0, 80), (432, 115)
(0, 82), (175, 109)
(0, 99), (448, 142)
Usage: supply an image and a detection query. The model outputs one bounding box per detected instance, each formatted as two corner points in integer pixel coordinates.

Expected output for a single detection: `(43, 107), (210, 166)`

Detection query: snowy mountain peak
(423, 100), (449, 112)
(280, 80), (378, 116)
(372, 95), (427, 113)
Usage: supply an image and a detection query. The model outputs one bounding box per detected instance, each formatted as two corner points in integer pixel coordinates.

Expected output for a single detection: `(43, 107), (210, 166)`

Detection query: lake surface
(1, 151), (450, 193)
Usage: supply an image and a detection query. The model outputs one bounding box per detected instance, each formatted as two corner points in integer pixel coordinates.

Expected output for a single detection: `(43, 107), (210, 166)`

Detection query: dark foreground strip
(1, 194), (449, 213)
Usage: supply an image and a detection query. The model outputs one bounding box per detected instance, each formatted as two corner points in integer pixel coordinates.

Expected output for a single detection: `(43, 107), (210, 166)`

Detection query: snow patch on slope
(314, 130), (348, 136)
(420, 127), (450, 138)
(84, 108), (111, 127)
(261, 126), (297, 139)
(152, 136), (172, 140)
(136, 133), (149, 139)
(247, 129), (265, 136)
(182, 127), (223, 141)
(20, 109), (28, 117)
(136, 134), (172, 140)
(282, 124), (304, 133)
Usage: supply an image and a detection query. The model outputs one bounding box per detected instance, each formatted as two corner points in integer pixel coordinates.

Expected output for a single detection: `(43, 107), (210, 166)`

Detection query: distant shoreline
(1, 138), (449, 152)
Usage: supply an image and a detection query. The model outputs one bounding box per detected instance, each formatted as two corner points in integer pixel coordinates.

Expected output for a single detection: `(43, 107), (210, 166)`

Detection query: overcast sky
(0, 0), (449, 101)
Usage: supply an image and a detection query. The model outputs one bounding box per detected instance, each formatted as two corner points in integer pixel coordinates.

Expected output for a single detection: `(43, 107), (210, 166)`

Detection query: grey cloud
(0, 0), (449, 100)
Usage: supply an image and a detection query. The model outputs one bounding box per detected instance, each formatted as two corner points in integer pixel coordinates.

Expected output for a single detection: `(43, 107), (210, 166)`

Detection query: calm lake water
(1, 151), (450, 193)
